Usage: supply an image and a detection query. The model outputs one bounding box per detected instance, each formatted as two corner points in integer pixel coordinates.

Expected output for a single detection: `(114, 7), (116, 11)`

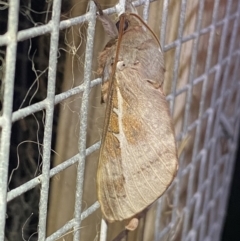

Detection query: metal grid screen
(0, 0), (240, 240)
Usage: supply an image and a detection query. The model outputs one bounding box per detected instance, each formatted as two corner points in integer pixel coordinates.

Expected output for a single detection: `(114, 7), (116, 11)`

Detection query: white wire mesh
(0, 0), (240, 240)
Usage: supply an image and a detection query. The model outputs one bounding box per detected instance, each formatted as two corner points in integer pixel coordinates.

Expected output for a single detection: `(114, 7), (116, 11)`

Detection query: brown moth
(94, 0), (178, 230)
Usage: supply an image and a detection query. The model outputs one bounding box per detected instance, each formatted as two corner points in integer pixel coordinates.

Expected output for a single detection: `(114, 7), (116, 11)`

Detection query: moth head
(93, 0), (139, 39)
(115, 18), (129, 32)
(116, 13), (145, 35)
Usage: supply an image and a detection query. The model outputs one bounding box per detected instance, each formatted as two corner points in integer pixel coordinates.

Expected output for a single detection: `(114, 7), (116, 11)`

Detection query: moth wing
(97, 68), (178, 222)
(97, 14), (178, 222)
(97, 79), (129, 222)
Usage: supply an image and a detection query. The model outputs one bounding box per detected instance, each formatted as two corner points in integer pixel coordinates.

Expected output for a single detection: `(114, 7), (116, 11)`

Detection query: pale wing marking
(114, 86), (139, 213)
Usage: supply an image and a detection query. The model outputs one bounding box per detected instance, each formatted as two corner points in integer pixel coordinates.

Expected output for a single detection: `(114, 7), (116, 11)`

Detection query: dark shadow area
(221, 134), (240, 241)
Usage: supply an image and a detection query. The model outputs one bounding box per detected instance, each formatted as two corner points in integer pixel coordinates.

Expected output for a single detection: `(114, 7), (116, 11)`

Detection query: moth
(94, 0), (178, 230)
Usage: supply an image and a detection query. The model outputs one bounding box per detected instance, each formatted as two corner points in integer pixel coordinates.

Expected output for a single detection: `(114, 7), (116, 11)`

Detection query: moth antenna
(92, 0), (103, 15)
(129, 13), (162, 50)
(93, 0), (118, 39)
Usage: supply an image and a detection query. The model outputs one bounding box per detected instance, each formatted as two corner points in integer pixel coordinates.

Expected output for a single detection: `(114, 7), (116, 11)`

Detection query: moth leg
(125, 217), (139, 231)
(93, 0), (118, 38)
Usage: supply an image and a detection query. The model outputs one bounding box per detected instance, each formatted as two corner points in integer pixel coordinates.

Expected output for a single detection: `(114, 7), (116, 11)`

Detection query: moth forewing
(96, 9), (178, 226)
